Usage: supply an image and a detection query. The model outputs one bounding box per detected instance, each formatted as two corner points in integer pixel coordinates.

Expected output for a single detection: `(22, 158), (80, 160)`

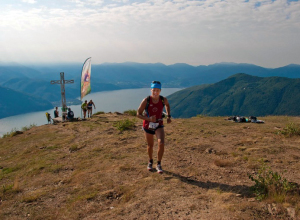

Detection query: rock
(267, 203), (277, 216)
(15, 131), (23, 135)
(286, 207), (295, 219)
(205, 148), (216, 154)
(267, 204), (273, 215)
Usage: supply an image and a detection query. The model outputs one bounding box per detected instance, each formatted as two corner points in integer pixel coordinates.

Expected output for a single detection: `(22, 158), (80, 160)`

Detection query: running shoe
(156, 164), (163, 173)
(147, 163), (153, 171)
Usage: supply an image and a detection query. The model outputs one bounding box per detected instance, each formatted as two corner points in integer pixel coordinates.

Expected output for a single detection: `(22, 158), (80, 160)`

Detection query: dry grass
(0, 113), (300, 219)
(214, 159), (233, 167)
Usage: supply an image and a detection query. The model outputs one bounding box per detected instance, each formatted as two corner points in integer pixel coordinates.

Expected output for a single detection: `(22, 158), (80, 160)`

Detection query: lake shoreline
(0, 88), (182, 136)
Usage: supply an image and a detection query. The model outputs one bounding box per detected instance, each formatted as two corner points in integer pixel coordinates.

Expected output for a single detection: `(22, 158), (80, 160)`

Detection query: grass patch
(214, 159), (233, 167)
(1, 183), (13, 194)
(1, 166), (21, 180)
(45, 145), (60, 150)
(69, 191), (98, 203)
(21, 190), (46, 203)
(242, 156), (249, 161)
(104, 153), (126, 160)
(118, 185), (135, 203)
(1, 179), (21, 196)
(123, 109), (137, 116)
(69, 145), (79, 153)
(1, 166), (20, 175)
(119, 164), (136, 172)
(47, 164), (64, 173)
(231, 152), (238, 157)
(113, 119), (136, 132)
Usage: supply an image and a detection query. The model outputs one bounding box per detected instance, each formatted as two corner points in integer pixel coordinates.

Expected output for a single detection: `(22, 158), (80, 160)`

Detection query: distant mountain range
(168, 73), (300, 118)
(0, 62), (300, 118)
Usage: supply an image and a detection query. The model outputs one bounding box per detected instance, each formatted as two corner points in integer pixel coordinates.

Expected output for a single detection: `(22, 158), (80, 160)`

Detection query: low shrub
(123, 109), (137, 116)
(248, 162), (296, 201)
(114, 119), (135, 132)
(2, 124), (36, 138)
(21, 123), (36, 132)
(93, 111), (105, 115)
(2, 128), (17, 138)
(279, 122), (300, 137)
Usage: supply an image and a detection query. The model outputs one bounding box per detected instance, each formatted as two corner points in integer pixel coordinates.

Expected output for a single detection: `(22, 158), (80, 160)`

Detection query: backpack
(240, 117), (246, 122)
(144, 95), (165, 117)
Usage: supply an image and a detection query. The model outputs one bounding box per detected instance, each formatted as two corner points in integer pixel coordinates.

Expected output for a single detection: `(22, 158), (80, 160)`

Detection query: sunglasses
(152, 81), (161, 84)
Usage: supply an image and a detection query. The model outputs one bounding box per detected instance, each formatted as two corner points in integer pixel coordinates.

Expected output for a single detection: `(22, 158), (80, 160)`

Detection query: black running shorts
(143, 125), (164, 135)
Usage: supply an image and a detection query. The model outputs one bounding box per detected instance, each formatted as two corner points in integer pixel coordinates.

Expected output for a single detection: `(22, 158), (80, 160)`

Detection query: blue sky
(0, 0), (299, 67)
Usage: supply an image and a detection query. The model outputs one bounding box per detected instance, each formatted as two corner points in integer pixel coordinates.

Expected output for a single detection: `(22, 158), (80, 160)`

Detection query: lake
(0, 88), (181, 137)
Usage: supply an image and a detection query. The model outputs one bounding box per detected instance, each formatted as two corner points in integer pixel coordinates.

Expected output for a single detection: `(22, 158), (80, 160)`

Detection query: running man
(137, 81), (171, 173)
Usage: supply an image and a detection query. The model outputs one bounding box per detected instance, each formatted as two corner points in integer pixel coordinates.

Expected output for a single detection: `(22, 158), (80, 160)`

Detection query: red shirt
(143, 96), (164, 129)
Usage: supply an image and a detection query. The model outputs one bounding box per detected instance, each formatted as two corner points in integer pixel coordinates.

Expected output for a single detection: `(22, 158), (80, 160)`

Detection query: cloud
(21, 0), (37, 4)
(0, 0), (299, 67)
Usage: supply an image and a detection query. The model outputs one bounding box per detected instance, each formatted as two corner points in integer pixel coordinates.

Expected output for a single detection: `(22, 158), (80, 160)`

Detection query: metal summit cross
(50, 72), (74, 121)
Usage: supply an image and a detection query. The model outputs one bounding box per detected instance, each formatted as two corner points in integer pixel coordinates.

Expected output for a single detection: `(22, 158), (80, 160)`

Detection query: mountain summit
(0, 113), (299, 219)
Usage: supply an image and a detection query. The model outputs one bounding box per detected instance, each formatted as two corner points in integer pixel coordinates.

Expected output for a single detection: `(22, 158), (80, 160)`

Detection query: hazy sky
(0, 0), (299, 67)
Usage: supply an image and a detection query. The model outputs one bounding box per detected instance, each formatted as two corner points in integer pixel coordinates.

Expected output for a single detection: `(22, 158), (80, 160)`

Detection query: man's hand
(167, 118), (171, 124)
(149, 115), (156, 122)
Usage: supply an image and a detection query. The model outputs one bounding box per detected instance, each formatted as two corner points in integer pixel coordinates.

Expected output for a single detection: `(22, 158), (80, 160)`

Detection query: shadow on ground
(164, 170), (253, 197)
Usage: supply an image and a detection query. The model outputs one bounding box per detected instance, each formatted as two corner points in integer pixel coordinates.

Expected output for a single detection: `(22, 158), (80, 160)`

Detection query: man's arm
(137, 98), (156, 122)
(164, 97), (172, 123)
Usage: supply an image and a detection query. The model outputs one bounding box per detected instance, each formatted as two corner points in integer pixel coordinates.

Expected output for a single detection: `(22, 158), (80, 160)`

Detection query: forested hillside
(168, 73), (300, 118)
(0, 86), (53, 118)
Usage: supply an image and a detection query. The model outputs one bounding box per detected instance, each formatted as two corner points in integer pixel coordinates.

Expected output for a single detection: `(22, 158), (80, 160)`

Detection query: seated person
(67, 108), (74, 120)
